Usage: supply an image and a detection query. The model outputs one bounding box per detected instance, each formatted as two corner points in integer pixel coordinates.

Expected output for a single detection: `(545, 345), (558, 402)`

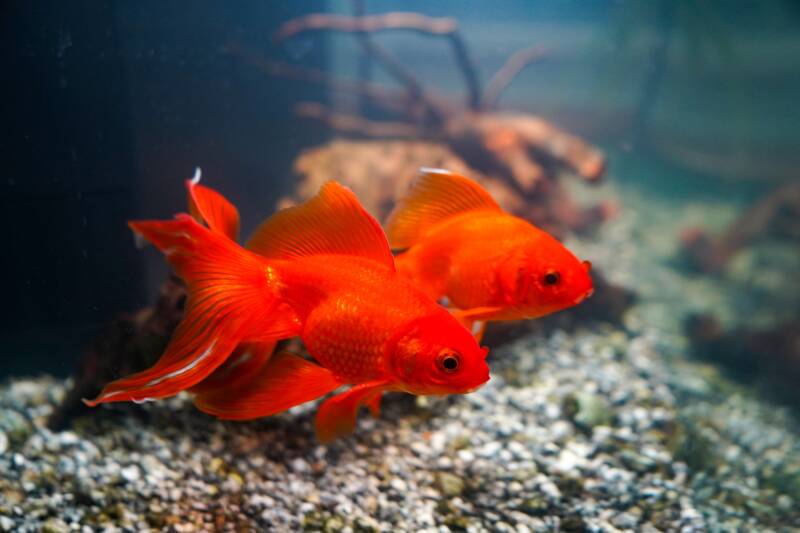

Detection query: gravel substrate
(1, 319), (799, 532)
(2, 169), (798, 532)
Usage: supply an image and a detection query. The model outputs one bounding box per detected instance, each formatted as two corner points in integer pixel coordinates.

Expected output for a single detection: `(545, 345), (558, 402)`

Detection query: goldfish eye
(542, 270), (560, 286)
(436, 349), (461, 374)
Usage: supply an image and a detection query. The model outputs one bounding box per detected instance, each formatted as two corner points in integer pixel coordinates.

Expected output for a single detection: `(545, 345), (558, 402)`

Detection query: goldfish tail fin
(186, 171), (240, 240)
(386, 168), (501, 249)
(194, 351), (343, 420)
(85, 216), (300, 406)
(188, 341), (277, 395)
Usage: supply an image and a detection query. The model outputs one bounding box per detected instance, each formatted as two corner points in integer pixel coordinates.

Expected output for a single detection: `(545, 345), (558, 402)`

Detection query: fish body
(283, 257), (411, 378)
(257, 253), (473, 389)
(388, 169), (594, 325)
(88, 179), (489, 441)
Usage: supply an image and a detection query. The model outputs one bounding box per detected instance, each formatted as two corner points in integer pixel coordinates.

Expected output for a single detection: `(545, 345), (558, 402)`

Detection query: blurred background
(2, 0), (799, 379)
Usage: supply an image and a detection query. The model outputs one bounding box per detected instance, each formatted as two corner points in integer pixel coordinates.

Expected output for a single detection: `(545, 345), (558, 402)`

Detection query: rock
(561, 514), (586, 532)
(389, 477), (407, 493)
(0, 410), (31, 443)
(569, 392), (613, 430)
(619, 450), (657, 474)
(41, 518), (69, 533)
(120, 465), (141, 483)
(323, 515), (345, 533)
(520, 496), (549, 516)
(434, 472), (465, 497)
(0, 517), (14, 532)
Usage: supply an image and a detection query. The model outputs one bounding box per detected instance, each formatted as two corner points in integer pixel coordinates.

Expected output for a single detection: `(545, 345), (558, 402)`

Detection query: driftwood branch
(350, 0), (439, 125)
(274, 5), (482, 113)
(496, 114), (606, 180)
(275, 6), (444, 125)
(443, 27), (482, 111)
(226, 42), (414, 116)
(681, 181), (800, 273)
(274, 12), (459, 42)
(266, 7), (608, 231)
(483, 45), (548, 109)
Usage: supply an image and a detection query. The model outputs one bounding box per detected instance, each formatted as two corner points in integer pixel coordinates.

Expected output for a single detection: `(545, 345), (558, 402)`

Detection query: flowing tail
(85, 214), (300, 406)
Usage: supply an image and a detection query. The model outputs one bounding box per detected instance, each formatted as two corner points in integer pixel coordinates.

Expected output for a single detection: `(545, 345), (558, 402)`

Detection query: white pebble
(120, 465), (141, 482)
(290, 457), (309, 473)
(457, 449), (475, 463)
(390, 478), (407, 493)
(0, 516), (14, 532)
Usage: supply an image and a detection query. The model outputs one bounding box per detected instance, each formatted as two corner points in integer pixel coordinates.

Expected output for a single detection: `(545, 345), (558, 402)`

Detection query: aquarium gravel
(1, 321), (798, 532)
(2, 178), (799, 532)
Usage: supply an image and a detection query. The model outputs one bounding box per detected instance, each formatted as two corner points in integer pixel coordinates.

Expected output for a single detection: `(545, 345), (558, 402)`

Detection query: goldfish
(386, 168), (594, 338)
(86, 176), (490, 442)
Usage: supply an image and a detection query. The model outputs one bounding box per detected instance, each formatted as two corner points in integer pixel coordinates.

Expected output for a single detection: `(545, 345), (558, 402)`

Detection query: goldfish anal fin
(386, 168), (501, 249)
(194, 352), (343, 420)
(187, 180), (240, 241)
(245, 181), (395, 271)
(315, 380), (390, 443)
(85, 216), (300, 406)
(189, 341), (277, 395)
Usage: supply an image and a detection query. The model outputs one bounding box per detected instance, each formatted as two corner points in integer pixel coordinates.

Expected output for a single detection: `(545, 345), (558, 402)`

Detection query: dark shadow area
(0, 1), (327, 377)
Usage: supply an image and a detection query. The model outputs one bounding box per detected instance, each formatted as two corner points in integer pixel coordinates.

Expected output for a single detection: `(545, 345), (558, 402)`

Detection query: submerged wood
(230, 3), (611, 234)
(686, 314), (800, 405)
(48, 276), (186, 430)
(680, 181), (800, 273)
(284, 139), (610, 237)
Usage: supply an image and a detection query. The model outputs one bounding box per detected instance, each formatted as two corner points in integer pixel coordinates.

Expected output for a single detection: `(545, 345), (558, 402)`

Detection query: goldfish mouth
(574, 289), (594, 305)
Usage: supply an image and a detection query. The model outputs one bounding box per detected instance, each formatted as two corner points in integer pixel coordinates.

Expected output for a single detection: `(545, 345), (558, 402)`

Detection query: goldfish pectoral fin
(315, 381), (391, 443)
(245, 181), (395, 270)
(194, 351), (343, 420)
(186, 174), (240, 240)
(189, 340), (277, 395)
(453, 306), (504, 322)
(385, 168), (501, 249)
(472, 321), (487, 343)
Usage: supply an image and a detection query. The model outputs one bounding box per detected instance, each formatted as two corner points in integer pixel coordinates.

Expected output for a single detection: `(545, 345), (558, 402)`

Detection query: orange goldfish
(387, 168), (594, 336)
(87, 177), (490, 442)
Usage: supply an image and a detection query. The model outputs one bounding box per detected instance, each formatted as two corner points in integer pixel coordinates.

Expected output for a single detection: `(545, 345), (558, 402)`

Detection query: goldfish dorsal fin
(186, 170), (240, 241)
(246, 181), (395, 270)
(386, 168), (501, 249)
